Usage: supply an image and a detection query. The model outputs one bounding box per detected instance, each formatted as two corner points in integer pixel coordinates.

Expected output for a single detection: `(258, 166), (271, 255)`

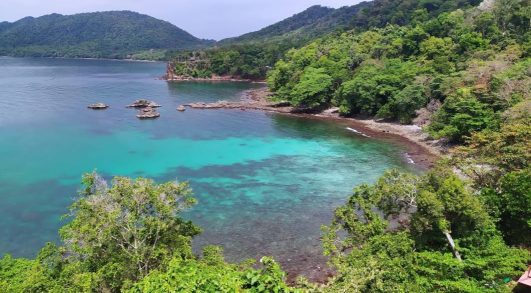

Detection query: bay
(0, 57), (417, 278)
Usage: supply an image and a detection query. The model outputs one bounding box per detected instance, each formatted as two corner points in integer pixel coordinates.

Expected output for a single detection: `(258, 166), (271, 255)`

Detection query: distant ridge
(220, 0), (483, 45)
(0, 11), (214, 59)
(220, 5), (337, 44)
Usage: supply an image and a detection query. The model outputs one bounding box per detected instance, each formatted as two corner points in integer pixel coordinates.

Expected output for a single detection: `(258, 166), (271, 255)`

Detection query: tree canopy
(266, 0), (529, 143)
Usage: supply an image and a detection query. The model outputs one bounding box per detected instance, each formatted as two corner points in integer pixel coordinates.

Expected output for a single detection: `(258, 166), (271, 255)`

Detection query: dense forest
(266, 0), (529, 141)
(1, 0), (530, 292)
(221, 0), (483, 45)
(167, 0), (483, 79)
(0, 11), (213, 59)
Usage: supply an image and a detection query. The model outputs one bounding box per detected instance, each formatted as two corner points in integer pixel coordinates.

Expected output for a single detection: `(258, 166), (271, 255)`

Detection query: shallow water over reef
(0, 57), (418, 279)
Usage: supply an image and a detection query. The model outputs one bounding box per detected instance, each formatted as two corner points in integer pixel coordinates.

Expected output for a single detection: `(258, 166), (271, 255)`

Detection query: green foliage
(0, 11), (212, 59)
(128, 246), (244, 292)
(459, 119), (530, 177)
(481, 169), (531, 247)
(59, 173), (200, 290)
(130, 252), (297, 293)
(428, 88), (499, 142)
(267, 0), (529, 143)
(170, 0), (481, 81)
(221, 5), (336, 45)
(130, 50), (168, 61)
(222, 0), (481, 48)
(0, 255), (38, 292)
(454, 117), (530, 246)
(170, 42), (286, 80)
(377, 83), (430, 123)
(241, 257), (298, 293)
(322, 169), (529, 292)
(336, 59), (423, 117)
(290, 67), (333, 108)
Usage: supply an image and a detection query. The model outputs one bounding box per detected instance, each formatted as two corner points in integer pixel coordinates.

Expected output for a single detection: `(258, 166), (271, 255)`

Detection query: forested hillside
(267, 0), (529, 142)
(219, 5), (336, 45)
(222, 0), (483, 45)
(167, 0), (483, 79)
(0, 11), (213, 59)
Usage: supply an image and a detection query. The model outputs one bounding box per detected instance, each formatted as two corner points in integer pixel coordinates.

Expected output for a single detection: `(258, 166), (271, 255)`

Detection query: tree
(429, 88), (499, 143)
(128, 246), (245, 292)
(454, 119), (531, 246)
(290, 67), (333, 109)
(376, 83), (429, 123)
(322, 169), (528, 292)
(59, 172), (201, 290)
(0, 174), (297, 292)
(481, 169), (531, 246)
(336, 60), (421, 116)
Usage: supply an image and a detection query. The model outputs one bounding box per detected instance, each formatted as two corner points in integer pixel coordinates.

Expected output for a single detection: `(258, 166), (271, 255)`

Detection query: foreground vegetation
(0, 174), (296, 292)
(1, 147), (529, 292)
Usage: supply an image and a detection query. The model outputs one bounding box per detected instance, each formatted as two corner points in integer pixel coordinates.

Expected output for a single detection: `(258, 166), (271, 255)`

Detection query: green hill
(219, 5), (336, 44)
(219, 0), (483, 46)
(168, 0), (484, 80)
(0, 11), (214, 59)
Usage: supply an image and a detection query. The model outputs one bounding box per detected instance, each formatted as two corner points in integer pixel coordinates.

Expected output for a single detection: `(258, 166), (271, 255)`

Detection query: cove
(0, 57), (419, 279)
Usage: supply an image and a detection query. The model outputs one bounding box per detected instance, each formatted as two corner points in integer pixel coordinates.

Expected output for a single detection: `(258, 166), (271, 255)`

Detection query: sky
(0, 0), (363, 40)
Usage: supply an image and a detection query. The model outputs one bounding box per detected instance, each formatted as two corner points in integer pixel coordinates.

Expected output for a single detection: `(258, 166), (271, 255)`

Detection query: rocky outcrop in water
(183, 100), (294, 113)
(87, 103), (109, 110)
(177, 105), (186, 112)
(136, 107), (160, 119)
(127, 99), (161, 108)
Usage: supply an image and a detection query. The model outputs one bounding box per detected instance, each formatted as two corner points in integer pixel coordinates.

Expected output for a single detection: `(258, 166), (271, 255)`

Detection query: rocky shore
(166, 76), (257, 82)
(136, 107), (160, 119)
(183, 87), (444, 169)
(164, 63), (265, 83)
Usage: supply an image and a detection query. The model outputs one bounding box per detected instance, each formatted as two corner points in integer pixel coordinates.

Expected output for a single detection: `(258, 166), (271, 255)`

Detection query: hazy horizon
(0, 0), (363, 40)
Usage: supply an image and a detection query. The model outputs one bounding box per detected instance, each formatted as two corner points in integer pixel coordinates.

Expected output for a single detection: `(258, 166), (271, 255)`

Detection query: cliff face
(165, 62), (176, 81)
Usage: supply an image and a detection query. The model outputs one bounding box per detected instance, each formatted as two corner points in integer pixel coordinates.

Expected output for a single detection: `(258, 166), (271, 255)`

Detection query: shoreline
(182, 86), (444, 283)
(166, 77), (266, 83)
(165, 75), (266, 83)
(183, 87), (444, 170)
(0, 55), (163, 63)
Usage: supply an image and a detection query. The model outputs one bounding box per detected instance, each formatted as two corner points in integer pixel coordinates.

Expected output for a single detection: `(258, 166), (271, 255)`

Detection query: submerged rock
(127, 99), (161, 108)
(177, 105), (186, 112)
(87, 103), (109, 110)
(136, 107), (160, 119)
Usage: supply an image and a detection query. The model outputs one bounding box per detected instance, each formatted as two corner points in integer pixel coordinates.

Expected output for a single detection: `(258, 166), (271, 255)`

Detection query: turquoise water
(0, 57), (416, 277)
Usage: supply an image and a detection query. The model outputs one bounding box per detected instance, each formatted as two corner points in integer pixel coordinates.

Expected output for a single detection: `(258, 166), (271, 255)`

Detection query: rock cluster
(87, 103), (109, 110)
(124, 99), (162, 119)
(183, 99), (293, 113)
(88, 99), (164, 119)
(136, 107), (160, 119)
(127, 99), (161, 108)
(185, 101), (242, 109)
